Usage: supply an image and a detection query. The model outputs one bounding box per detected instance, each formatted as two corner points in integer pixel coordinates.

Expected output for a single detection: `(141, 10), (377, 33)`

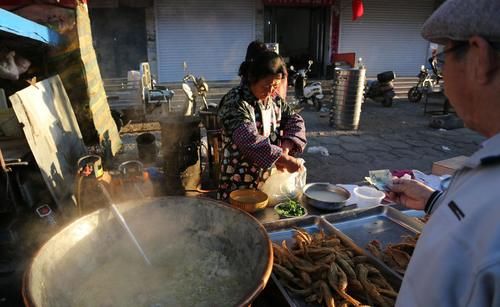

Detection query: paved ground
(301, 99), (485, 184)
(118, 97), (484, 185)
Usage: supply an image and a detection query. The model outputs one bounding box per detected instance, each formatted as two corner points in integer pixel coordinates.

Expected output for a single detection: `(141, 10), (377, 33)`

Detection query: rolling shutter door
(338, 0), (434, 76)
(155, 0), (255, 82)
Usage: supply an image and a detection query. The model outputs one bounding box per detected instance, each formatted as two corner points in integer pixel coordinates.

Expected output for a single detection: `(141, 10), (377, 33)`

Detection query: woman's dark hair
(239, 48), (286, 84)
(245, 41), (267, 62)
(238, 41), (267, 79)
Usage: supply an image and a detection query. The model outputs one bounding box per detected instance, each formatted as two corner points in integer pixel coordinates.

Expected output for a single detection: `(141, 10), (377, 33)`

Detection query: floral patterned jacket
(217, 84), (306, 201)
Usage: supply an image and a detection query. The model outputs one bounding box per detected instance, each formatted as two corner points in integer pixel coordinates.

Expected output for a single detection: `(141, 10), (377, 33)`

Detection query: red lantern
(352, 0), (364, 21)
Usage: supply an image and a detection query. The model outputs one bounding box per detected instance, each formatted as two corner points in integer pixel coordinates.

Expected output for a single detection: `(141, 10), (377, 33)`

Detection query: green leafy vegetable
(275, 198), (306, 217)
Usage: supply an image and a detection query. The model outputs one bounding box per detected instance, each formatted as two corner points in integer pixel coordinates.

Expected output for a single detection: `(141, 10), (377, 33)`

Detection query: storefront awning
(263, 0), (334, 6)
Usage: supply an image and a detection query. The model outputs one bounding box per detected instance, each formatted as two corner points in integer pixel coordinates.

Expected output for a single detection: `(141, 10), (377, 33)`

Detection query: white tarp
(10, 75), (86, 210)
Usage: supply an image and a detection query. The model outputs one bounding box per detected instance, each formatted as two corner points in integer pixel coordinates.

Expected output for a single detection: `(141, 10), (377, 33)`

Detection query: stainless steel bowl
(303, 182), (351, 211)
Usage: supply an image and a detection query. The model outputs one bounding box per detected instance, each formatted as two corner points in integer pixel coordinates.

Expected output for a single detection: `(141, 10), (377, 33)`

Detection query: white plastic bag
(0, 51), (19, 80)
(307, 146), (330, 156)
(259, 159), (307, 206)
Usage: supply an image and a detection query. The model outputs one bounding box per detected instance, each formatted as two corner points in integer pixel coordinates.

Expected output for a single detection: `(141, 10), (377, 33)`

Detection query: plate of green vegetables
(274, 198), (308, 218)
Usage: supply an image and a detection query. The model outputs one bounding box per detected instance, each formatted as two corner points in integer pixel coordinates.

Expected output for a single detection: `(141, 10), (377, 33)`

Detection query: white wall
(155, 0), (256, 82)
(338, 0), (434, 76)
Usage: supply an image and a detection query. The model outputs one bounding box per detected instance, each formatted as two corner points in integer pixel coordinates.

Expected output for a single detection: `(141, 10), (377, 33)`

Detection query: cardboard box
(432, 155), (468, 176)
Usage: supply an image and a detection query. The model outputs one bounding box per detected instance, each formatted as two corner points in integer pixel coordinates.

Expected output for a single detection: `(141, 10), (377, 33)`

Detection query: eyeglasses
(429, 41), (469, 68)
(430, 40), (500, 68)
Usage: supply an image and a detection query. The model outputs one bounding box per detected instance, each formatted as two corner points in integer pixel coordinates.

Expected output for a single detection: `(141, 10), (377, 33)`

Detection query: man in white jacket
(389, 0), (500, 306)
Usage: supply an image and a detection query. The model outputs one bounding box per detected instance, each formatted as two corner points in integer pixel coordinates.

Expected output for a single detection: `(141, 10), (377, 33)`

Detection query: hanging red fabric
(352, 0), (364, 21)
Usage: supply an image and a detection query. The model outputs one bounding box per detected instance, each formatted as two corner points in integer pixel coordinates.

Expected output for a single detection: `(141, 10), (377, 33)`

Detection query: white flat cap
(422, 0), (500, 44)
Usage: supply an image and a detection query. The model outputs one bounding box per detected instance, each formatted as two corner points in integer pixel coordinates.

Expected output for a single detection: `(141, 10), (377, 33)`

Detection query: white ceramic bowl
(353, 186), (385, 208)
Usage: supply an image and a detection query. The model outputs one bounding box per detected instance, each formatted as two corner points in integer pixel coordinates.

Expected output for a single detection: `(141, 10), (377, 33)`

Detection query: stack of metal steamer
(329, 67), (366, 130)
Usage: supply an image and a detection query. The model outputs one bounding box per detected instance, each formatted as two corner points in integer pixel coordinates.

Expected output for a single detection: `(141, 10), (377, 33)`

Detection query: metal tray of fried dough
(399, 209), (428, 226)
(401, 209), (426, 219)
(264, 216), (402, 307)
(322, 205), (423, 249)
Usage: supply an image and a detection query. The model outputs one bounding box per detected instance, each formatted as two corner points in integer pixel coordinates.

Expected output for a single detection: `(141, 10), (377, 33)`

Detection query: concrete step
(106, 77), (427, 111)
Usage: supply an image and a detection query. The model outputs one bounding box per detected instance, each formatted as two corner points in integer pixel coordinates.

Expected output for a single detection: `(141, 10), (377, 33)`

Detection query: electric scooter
(365, 71), (397, 107)
(289, 60), (324, 111)
(182, 62), (210, 116)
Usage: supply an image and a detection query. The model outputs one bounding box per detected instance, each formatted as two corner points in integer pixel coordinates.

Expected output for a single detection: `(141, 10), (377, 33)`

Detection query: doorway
(264, 6), (330, 78)
(89, 7), (148, 78)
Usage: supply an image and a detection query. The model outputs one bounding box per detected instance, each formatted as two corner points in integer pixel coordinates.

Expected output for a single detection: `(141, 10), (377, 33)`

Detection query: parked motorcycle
(289, 60), (324, 111)
(182, 62), (210, 116)
(140, 62), (175, 116)
(365, 71), (397, 107)
(407, 64), (441, 103)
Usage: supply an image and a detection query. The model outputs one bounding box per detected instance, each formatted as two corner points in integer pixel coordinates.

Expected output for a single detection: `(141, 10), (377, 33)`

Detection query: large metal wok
(23, 197), (273, 307)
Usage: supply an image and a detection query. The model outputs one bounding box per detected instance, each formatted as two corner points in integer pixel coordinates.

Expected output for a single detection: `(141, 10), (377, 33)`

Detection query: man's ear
(468, 36), (497, 85)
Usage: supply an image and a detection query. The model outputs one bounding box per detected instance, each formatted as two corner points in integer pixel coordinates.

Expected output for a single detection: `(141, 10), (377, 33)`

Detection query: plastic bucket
(136, 133), (157, 163)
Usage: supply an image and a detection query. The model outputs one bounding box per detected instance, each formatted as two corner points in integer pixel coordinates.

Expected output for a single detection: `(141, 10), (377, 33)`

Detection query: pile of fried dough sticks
(272, 227), (398, 307)
(367, 234), (420, 276)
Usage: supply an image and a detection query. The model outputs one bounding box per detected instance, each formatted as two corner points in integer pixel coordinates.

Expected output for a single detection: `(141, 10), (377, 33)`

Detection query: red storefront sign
(0, 0), (85, 9)
(330, 10), (340, 55)
(263, 0), (334, 6)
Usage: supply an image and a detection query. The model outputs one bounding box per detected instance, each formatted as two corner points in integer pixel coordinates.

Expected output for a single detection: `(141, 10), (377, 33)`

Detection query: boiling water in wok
(25, 197), (272, 307)
(72, 237), (245, 306)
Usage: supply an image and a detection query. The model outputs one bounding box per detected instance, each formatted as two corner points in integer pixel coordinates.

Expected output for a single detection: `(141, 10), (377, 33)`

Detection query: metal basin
(303, 183), (350, 211)
(23, 197), (273, 307)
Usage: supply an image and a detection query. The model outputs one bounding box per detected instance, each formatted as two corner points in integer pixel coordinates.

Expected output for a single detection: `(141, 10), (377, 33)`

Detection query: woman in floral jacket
(217, 50), (306, 201)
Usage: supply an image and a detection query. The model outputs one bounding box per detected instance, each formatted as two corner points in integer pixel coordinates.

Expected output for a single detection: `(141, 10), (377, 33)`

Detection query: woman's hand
(387, 178), (435, 210)
(275, 153), (302, 173)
